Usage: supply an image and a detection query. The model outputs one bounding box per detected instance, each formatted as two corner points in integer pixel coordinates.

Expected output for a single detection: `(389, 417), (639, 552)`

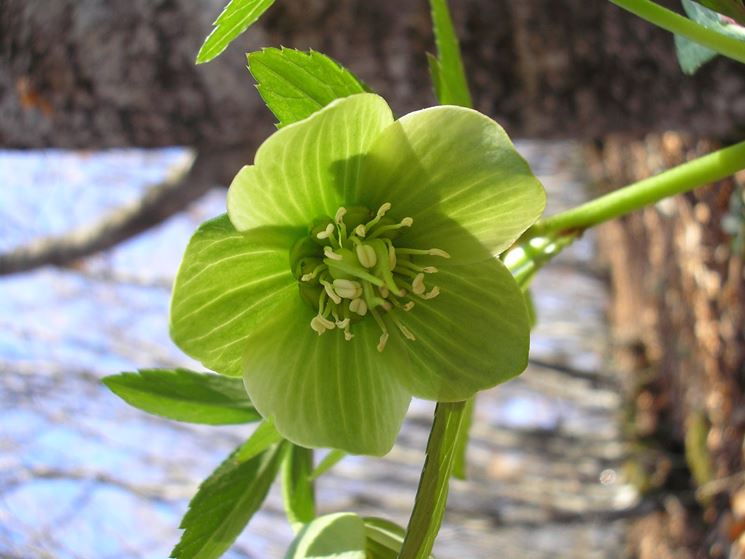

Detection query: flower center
(291, 203), (450, 351)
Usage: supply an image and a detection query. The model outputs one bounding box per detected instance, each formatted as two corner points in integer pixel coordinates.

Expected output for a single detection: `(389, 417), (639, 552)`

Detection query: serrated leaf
(235, 421), (284, 462)
(170, 436), (286, 559)
(675, 0), (745, 74)
(197, 0), (275, 64)
(428, 0), (472, 107)
(103, 368), (260, 425)
(363, 517), (436, 559)
(285, 513), (367, 559)
(248, 48), (369, 127)
(282, 444), (316, 531)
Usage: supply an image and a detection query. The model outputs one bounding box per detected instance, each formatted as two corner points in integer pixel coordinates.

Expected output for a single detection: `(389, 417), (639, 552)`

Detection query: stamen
(323, 246), (343, 261)
(333, 279), (363, 299)
(379, 285), (390, 298)
(396, 260), (438, 274)
(354, 224), (366, 237)
(403, 301), (415, 311)
(364, 202), (391, 230)
(384, 240), (397, 269)
(335, 318), (350, 329)
(391, 298), (415, 312)
(390, 313), (416, 341)
(301, 262), (327, 282)
(355, 243), (377, 269)
(310, 314), (336, 335)
(344, 330), (354, 341)
(411, 273), (426, 295)
(349, 297), (368, 316)
(367, 217), (414, 239)
(377, 333), (389, 352)
(369, 307), (390, 352)
(320, 280), (342, 304)
(422, 286), (440, 300)
(316, 223), (335, 240)
(395, 247), (451, 259)
(335, 207), (347, 224)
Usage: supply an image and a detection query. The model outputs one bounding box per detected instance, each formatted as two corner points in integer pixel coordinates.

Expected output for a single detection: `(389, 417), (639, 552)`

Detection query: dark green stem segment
(398, 401), (467, 559)
(528, 139), (745, 238)
(609, 0), (745, 65)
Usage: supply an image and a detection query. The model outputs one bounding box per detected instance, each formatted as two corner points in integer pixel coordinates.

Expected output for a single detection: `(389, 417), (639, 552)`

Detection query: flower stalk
(525, 139), (745, 239)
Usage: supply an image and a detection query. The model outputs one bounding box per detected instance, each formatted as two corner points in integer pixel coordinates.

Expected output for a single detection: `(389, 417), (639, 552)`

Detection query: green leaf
(285, 513), (367, 559)
(694, 0), (745, 25)
(196, 0), (275, 64)
(451, 396), (474, 480)
(235, 421), (284, 462)
(390, 254), (531, 402)
(363, 517), (436, 559)
(248, 48), (369, 128)
(356, 105), (546, 264)
(282, 445), (316, 531)
(171, 437), (286, 559)
(169, 215), (297, 378)
(242, 296), (411, 456)
(227, 93), (394, 232)
(675, 0), (745, 74)
(399, 402), (466, 559)
(427, 0), (472, 107)
(103, 369), (260, 425)
(308, 449), (347, 481)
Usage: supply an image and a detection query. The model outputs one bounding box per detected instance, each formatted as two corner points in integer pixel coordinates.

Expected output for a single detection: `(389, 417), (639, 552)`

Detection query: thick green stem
(398, 401), (466, 559)
(609, 0), (745, 64)
(528, 139), (745, 238)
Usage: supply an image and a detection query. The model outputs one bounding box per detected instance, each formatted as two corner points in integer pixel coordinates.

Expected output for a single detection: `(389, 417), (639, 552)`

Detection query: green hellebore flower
(170, 93), (546, 456)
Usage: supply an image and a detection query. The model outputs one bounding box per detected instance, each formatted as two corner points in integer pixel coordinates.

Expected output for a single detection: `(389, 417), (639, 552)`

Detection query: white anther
(379, 286), (390, 298)
(403, 301), (415, 311)
(301, 273), (312, 282)
(335, 318), (350, 329)
(377, 202), (392, 217)
(316, 223), (335, 239)
(349, 298), (368, 316)
(323, 246), (343, 261)
(354, 224), (366, 237)
(355, 244), (377, 268)
(344, 330), (354, 341)
(333, 279), (362, 299)
(422, 286), (440, 300)
(310, 315), (335, 335)
(399, 324), (416, 341)
(429, 248), (450, 259)
(377, 332), (389, 352)
(322, 281), (342, 304)
(335, 207), (347, 224)
(422, 266), (438, 274)
(380, 301), (392, 311)
(388, 246), (397, 269)
(412, 273), (426, 295)
(400, 217), (413, 227)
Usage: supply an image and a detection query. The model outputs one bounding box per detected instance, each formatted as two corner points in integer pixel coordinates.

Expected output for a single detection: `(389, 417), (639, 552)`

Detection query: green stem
(398, 401), (467, 559)
(528, 139), (745, 238)
(609, 0), (745, 65)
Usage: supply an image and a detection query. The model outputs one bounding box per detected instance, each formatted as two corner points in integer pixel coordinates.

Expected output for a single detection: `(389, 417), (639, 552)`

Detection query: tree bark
(2, 0), (745, 150)
(591, 135), (745, 559)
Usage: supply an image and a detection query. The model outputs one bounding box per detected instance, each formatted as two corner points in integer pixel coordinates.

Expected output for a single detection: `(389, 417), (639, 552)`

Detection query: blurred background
(1, 1), (744, 558)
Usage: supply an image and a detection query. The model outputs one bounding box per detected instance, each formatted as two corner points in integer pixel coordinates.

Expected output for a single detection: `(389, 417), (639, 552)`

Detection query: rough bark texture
(591, 135), (745, 559)
(2, 0), (745, 151)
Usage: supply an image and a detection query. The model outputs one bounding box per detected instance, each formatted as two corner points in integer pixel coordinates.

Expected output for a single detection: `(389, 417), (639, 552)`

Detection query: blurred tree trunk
(590, 136), (745, 559)
(2, 1), (745, 555)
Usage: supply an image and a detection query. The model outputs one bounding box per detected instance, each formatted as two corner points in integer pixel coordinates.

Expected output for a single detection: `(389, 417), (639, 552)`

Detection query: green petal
(390, 256), (530, 401)
(355, 106), (546, 261)
(228, 93), (394, 231)
(169, 215), (297, 377)
(285, 513), (367, 559)
(242, 297), (411, 456)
